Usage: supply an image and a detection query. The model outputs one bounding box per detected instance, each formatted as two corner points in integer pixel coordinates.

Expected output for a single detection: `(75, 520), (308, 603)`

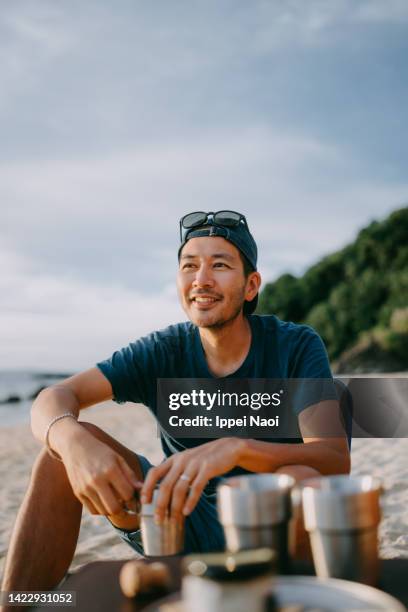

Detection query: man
(1, 211), (350, 597)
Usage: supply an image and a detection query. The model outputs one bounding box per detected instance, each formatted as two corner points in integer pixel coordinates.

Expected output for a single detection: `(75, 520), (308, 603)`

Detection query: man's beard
(203, 300), (244, 330)
(195, 286), (246, 330)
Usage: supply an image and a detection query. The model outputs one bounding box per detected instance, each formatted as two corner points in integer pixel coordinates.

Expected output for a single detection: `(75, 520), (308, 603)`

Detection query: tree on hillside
(257, 206), (408, 369)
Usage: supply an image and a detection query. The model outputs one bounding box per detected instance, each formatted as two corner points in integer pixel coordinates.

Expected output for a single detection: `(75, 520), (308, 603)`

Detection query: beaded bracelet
(45, 413), (77, 461)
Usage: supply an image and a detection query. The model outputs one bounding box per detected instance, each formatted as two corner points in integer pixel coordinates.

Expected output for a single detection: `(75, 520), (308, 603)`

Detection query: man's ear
(246, 271), (262, 301)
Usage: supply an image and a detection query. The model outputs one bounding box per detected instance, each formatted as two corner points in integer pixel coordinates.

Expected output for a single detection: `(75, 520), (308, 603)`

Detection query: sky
(1, 0), (407, 371)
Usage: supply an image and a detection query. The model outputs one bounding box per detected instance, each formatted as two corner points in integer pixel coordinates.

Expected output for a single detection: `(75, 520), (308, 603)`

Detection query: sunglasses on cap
(179, 210), (249, 242)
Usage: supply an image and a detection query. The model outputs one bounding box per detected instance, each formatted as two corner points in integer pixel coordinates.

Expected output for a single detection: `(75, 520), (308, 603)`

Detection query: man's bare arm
(30, 367), (113, 457)
(236, 400), (351, 475)
(30, 367), (143, 518)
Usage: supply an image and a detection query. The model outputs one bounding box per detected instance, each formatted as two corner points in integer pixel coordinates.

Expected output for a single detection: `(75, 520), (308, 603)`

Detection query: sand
(1, 401), (407, 583)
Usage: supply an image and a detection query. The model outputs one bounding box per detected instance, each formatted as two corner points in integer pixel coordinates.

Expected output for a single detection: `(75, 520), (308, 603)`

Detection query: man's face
(177, 236), (250, 328)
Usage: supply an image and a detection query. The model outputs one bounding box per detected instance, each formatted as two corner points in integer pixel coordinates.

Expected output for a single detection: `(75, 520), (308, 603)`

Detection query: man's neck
(198, 314), (252, 377)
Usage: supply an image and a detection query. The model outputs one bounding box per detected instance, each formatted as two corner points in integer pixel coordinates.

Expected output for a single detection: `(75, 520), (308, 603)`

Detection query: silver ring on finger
(179, 473), (192, 483)
(122, 493), (141, 515)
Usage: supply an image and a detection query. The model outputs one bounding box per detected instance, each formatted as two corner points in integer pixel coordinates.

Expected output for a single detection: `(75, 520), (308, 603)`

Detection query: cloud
(246, 0), (408, 54)
(1, 125), (406, 289)
(353, 0), (408, 23)
(0, 3), (75, 110)
(1, 125), (406, 367)
(0, 1), (407, 369)
(0, 246), (184, 369)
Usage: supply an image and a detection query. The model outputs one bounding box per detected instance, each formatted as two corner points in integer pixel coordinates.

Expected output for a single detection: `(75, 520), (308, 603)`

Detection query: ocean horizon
(0, 370), (73, 427)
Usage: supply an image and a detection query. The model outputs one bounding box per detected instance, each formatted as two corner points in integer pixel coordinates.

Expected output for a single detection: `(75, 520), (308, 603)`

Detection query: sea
(0, 370), (73, 427)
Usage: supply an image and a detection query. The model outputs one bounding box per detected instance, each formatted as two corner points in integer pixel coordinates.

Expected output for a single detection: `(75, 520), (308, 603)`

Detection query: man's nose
(193, 264), (215, 287)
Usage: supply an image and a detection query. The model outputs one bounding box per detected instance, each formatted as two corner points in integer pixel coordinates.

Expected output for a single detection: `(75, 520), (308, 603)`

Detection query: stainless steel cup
(217, 474), (295, 571)
(301, 475), (383, 585)
(140, 487), (185, 556)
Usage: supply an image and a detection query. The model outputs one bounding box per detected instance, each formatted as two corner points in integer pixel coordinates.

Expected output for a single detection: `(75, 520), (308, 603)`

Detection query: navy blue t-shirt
(97, 314), (336, 476)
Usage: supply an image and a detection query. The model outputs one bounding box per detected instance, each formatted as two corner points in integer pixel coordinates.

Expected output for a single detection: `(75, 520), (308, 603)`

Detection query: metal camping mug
(140, 486), (185, 556)
(301, 475), (383, 585)
(217, 474), (295, 571)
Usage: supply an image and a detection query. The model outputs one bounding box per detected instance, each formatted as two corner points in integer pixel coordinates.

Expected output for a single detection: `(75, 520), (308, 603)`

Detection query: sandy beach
(1, 401), (407, 583)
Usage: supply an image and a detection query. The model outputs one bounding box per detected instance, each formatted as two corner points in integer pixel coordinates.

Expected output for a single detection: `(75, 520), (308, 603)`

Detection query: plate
(145, 575), (407, 611)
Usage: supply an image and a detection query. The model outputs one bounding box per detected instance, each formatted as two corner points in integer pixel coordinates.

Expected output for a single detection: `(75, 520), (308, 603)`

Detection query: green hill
(257, 206), (408, 373)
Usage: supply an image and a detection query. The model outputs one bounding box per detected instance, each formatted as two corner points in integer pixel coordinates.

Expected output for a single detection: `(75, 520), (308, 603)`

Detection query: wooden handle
(119, 560), (171, 598)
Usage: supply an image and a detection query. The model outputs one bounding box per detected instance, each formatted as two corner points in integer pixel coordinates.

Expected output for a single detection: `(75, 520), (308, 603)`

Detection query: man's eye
(182, 264), (195, 270)
(214, 262), (228, 268)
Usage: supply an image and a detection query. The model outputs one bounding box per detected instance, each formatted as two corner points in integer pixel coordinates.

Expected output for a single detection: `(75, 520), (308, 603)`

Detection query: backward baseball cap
(178, 215), (259, 315)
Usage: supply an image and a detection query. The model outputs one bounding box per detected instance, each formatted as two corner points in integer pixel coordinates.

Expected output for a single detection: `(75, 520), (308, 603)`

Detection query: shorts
(107, 454), (226, 555)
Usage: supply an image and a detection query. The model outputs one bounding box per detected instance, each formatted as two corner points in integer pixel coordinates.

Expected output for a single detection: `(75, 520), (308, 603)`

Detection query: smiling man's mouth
(190, 295), (221, 306)
(193, 297), (217, 303)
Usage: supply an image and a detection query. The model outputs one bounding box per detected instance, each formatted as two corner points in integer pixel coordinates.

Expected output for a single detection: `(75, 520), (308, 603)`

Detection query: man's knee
(30, 448), (76, 500)
(32, 446), (66, 478)
(30, 423), (109, 489)
(31, 422), (104, 478)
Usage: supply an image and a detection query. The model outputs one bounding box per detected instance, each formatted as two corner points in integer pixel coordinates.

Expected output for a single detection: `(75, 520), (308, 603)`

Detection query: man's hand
(141, 438), (245, 523)
(60, 426), (142, 517)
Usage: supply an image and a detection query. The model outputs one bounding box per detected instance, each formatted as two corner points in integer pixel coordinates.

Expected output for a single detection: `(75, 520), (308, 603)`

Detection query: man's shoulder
(251, 315), (330, 377)
(252, 314), (320, 341)
(139, 321), (196, 348)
